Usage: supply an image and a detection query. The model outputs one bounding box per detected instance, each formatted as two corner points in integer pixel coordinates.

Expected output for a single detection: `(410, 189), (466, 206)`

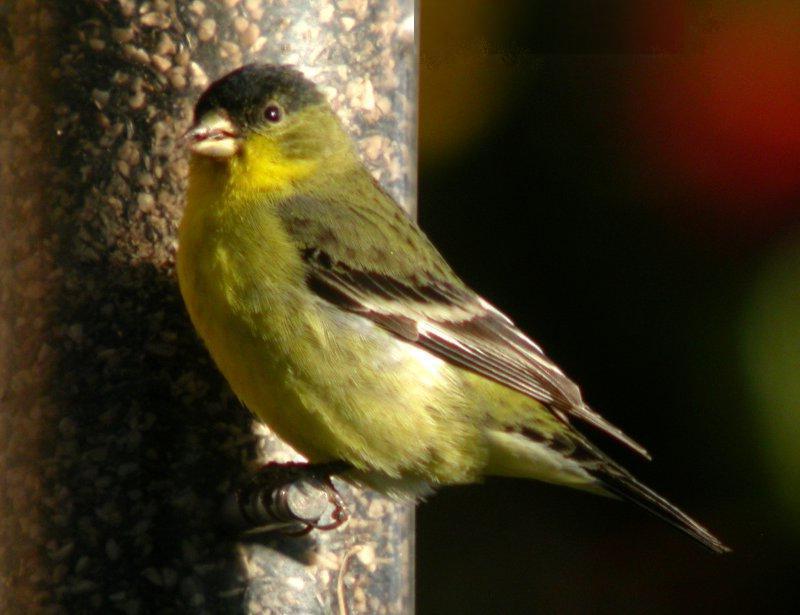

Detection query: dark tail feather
(596, 468), (730, 554)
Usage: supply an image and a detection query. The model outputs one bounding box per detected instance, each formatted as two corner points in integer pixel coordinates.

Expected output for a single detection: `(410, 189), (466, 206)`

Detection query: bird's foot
(233, 461), (350, 535)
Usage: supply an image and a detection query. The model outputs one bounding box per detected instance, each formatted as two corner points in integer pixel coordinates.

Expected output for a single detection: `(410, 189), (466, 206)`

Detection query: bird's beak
(185, 111), (240, 159)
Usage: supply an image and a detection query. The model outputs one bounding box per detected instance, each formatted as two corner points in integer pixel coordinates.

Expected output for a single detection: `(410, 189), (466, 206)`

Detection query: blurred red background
(631, 3), (800, 236)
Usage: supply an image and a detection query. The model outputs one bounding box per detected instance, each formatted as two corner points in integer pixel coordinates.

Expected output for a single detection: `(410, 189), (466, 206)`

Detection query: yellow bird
(177, 64), (728, 553)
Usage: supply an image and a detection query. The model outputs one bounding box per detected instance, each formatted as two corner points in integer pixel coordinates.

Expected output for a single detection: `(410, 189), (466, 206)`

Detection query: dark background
(416, 2), (800, 613)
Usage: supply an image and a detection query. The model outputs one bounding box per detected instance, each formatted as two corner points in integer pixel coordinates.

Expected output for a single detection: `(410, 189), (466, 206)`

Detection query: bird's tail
(485, 425), (729, 553)
(592, 464), (730, 554)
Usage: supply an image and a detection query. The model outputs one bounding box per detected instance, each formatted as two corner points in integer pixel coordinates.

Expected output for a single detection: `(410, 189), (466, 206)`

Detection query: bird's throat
(189, 139), (319, 209)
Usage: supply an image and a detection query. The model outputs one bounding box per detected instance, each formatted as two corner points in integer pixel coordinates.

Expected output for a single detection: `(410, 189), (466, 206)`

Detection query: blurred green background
(416, 1), (800, 613)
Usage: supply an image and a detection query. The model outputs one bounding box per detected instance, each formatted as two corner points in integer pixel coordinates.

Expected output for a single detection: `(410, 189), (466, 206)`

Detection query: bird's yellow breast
(178, 155), (319, 444)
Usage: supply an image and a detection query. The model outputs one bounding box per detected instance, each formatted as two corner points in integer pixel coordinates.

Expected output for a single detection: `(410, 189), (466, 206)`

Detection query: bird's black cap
(194, 64), (324, 128)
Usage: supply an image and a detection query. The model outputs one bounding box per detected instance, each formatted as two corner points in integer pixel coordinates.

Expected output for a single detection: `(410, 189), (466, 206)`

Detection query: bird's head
(186, 64), (353, 191)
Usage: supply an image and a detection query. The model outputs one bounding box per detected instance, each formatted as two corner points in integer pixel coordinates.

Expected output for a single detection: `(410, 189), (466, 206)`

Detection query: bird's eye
(264, 104), (282, 123)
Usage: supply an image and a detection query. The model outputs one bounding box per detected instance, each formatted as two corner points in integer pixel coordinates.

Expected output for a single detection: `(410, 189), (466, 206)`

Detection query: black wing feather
(301, 245), (650, 459)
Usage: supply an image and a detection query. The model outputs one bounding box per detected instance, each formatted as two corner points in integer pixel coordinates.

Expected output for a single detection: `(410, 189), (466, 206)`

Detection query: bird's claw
(235, 461), (350, 534)
(283, 475), (349, 535)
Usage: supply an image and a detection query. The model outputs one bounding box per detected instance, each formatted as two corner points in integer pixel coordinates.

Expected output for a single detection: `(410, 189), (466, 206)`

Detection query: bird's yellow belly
(180, 284), (331, 459)
(176, 194), (488, 488)
(181, 264), (484, 484)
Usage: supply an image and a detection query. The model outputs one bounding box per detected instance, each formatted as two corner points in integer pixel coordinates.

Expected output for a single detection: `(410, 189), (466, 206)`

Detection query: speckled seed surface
(0, 1), (416, 613)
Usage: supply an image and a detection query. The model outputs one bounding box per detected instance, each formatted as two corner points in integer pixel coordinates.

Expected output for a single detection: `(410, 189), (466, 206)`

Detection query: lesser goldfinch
(178, 64), (728, 553)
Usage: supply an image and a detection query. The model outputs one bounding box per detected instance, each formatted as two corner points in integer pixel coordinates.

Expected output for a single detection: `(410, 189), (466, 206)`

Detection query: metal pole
(0, 1), (416, 612)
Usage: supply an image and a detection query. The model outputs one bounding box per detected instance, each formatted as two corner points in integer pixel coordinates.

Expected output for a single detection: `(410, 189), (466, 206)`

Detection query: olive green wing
(278, 190), (649, 458)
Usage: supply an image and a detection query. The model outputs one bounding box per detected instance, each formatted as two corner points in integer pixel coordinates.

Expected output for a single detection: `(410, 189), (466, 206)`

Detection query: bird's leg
(233, 461), (351, 535)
